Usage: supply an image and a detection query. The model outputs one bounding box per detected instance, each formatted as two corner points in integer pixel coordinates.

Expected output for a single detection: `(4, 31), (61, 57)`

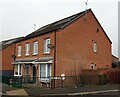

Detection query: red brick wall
(55, 11), (112, 76)
(16, 32), (55, 77)
(0, 44), (15, 71)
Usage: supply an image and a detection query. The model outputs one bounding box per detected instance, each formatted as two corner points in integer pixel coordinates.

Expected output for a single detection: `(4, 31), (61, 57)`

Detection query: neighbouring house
(13, 9), (112, 87)
(112, 55), (119, 68)
(0, 37), (24, 77)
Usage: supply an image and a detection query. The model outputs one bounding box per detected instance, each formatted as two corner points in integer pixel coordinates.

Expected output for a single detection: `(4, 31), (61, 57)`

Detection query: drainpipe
(13, 43), (16, 77)
(53, 31), (56, 88)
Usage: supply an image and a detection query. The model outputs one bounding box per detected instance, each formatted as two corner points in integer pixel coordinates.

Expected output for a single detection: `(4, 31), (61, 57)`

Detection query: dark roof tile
(15, 9), (112, 44)
(25, 9), (87, 39)
(0, 37), (24, 50)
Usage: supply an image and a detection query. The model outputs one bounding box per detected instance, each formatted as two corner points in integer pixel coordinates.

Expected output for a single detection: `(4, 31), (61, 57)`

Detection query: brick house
(0, 37), (24, 77)
(13, 9), (112, 87)
(112, 55), (119, 68)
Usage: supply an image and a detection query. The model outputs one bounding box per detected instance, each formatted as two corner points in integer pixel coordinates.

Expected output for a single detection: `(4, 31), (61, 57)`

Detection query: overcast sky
(0, 0), (119, 57)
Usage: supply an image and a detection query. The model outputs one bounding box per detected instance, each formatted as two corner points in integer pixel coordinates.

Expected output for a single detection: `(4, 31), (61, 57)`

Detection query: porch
(12, 57), (53, 86)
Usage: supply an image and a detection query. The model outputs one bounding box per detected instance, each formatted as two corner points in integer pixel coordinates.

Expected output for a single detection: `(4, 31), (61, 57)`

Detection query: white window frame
(93, 42), (97, 53)
(14, 64), (22, 76)
(44, 39), (50, 54)
(18, 45), (22, 56)
(25, 43), (30, 56)
(39, 64), (51, 82)
(90, 63), (95, 70)
(33, 41), (38, 55)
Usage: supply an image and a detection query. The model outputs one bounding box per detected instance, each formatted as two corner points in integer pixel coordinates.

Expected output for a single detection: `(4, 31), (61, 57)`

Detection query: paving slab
(6, 89), (28, 96)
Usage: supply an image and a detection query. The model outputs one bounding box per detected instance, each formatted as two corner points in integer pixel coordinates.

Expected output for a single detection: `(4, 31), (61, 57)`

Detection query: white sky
(0, 0), (119, 57)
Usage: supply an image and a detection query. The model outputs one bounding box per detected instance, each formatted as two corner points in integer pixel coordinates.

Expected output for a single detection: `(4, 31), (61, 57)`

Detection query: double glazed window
(33, 41), (38, 55)
(14, 64), (22, 76)
(40, 64), (51, 81)
(25, 43), (30, 56)
(18, 45), (22, 56)
(44, 39), (50, 54)
(17, 39), (51, 56)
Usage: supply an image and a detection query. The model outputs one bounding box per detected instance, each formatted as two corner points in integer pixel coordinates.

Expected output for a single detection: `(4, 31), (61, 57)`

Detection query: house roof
(0, 37), (24, 50)
(14, 57), (52, 64)
(25, 9), (86, 40)
(17, 9), (112, 44)
(112, 55), (119, 59)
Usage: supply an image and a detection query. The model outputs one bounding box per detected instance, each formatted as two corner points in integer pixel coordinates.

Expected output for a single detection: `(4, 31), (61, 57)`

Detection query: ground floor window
(14, 64), (22, 76)
(40, 64), (51, 81)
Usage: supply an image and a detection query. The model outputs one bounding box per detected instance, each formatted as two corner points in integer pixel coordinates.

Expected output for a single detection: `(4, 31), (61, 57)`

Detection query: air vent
(97, 28), (99, 33)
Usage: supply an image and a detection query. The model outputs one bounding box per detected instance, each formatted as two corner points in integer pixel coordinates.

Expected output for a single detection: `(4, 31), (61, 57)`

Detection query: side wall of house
(56, 11), (112, 77)
(0, 44), (15, 76)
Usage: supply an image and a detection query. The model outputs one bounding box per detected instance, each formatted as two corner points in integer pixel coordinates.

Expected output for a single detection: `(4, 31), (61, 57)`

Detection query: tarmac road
(1, 84), (120, 97)
(1, 90), (120, 97)
(1, 95), (120, 97)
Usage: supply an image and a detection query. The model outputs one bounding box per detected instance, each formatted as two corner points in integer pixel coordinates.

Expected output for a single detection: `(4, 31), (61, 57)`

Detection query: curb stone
(68, 89), (120, 96)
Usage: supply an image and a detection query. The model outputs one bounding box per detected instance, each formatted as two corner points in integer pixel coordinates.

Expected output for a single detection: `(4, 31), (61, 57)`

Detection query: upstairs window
(93, 42), (97, 53)
(18, 45), (22, 56)
(25, 43), (30, 56)
(33, 41), (38, 55)
(44, 39), (50, 54)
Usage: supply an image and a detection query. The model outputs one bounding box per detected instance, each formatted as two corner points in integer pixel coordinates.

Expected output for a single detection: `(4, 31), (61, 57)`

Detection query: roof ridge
(0, 37), (24, 50)
(26, 9), (91, 39)
(36, 9), (91, 31)
(1, 36), (24, 43)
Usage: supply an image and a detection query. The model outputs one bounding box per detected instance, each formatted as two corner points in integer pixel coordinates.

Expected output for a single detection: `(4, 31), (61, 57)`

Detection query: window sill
(32, 53), (38, 56)
(25, 54), (29, 56)
(18, 55), (21, 57)
(44, 52), (50, 55)
(40, 78), (51, 83)
(14, 75), (22, 77)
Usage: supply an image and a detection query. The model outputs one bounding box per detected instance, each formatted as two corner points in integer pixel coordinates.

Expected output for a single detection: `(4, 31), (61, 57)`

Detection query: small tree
(69, 63), (85, 87)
